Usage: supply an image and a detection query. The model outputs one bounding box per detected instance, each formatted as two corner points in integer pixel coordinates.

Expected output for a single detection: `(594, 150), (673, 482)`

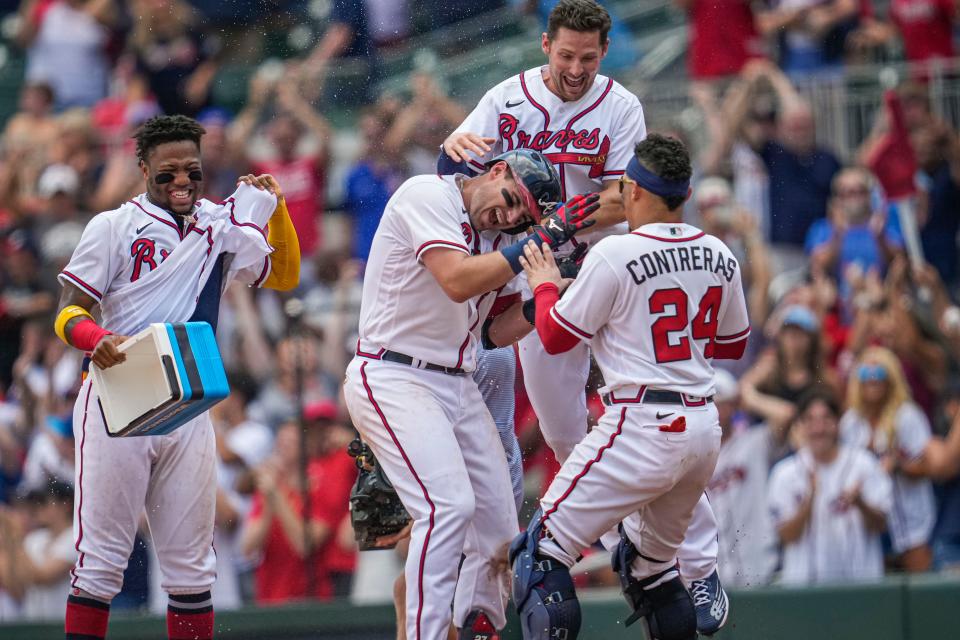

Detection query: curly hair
(133, 115), (206, 164)
(547, 0), (612, 45)
(633, 134), (692, 211)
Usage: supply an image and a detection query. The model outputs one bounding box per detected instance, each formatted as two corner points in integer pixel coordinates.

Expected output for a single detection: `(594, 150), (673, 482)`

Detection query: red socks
(65, 593), (110, 639)
(167, 591), (214, 640)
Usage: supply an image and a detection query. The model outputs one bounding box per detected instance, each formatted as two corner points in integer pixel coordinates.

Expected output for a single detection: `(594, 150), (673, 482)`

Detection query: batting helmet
(485, 149), (562, 225)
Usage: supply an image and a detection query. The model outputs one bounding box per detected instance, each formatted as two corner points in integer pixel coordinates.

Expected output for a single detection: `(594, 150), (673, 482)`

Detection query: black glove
(532, 193), (599, 249)
(347, 439), (411, 550)
(556, 242), (589, 279)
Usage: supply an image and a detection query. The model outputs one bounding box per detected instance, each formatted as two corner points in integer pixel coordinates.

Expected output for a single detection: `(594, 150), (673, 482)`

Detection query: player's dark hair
(632, 134), (692, 211)
(796, 387), (841, 420)
(133, 115), (206, 164)
(547, 0), (612, 46)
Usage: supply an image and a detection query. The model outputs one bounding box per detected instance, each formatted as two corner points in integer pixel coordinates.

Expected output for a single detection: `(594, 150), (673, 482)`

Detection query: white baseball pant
(538, 399), (721, 582)
(520, 333), (720, 582)
(70, 379), (217, 600)
(344, 357), (517, 639)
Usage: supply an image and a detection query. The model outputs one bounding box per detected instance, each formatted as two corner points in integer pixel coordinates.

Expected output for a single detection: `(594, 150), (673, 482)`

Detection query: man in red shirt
(676, 0), (765, 79)
(890, 0), (955, 63)
(240, 420), (333, 604)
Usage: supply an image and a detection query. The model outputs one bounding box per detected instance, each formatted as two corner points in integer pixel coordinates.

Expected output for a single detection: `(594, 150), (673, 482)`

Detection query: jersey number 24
(649, 287), (722, 363)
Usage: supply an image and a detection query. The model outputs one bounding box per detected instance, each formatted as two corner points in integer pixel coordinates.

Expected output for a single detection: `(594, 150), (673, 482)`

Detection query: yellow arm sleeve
(54, 305), (93, 345)
(263, 196), (301, 291)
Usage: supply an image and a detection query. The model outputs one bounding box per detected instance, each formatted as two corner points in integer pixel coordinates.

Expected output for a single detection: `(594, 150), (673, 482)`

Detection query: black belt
(380, 350), (467, 376)
(601, 388), (713, 406)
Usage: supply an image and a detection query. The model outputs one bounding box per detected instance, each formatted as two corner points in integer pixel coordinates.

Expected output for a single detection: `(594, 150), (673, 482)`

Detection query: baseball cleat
(690, 570), (728, 636)
(459, 610), (500, 640)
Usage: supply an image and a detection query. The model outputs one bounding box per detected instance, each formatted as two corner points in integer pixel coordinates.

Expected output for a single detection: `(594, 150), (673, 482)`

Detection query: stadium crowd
(0, 0), (959, 623)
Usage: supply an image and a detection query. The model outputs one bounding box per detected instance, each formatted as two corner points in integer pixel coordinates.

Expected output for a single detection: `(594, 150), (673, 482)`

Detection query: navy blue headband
(625, 156), (690, 198)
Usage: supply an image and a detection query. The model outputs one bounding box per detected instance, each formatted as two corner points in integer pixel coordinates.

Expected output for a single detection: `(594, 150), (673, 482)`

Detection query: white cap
(694, 176), (732, 209)
(38, 164), (79, 197)
(713, 369), (739, 402)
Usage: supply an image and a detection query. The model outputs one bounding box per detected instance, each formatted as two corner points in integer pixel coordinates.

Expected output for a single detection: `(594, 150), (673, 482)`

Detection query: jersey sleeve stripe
(469, 159), (486, 171)
(550, 307), (593, 340)
(715, 327), (751, 343)
(227, 198), (269, 240)
(601, 170), (625, 177)
(60, 271), (103, 301)
(415, 240), (471, 260)
(253, 256), (271, 287)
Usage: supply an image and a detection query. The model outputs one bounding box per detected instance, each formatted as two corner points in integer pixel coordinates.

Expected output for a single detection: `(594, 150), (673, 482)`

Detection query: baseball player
(439, 1), (728, 632)
(510, 135), (750, 640)
(343, 150), (597, 640)
(53, 115), (300, 640)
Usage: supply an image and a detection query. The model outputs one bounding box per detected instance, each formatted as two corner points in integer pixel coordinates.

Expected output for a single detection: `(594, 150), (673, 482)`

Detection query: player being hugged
(54, 115), (300, 640)
(438, 2), (731, 634)
(510, 135), (750, 640)
(343, 150), (596, 640)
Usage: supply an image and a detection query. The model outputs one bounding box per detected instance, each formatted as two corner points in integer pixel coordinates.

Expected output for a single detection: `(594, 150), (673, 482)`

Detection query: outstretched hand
(519, 241), (562, 292)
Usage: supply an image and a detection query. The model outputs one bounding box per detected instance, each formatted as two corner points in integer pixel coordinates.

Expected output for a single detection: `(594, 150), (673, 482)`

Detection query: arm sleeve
(894, 403), (932, 461)
(550, 247), (620, 342)
(602, 100), (647, 179)
(451, 88), (504, 173)
(714, 261), (751, 359)
(394, 180), (471, 261)
(58, 213), (120, 302)
(804, 219), (833, 255)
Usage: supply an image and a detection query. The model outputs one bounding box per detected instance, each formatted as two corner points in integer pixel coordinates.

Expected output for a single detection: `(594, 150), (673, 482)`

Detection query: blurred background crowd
(0, 0), (960, 624)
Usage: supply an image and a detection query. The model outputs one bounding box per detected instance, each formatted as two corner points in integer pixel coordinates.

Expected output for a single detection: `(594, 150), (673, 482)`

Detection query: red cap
(304, 400), (338, 422)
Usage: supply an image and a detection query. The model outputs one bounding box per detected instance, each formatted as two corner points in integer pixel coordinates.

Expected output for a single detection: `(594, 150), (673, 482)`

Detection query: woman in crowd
(842, 347), (960, 572)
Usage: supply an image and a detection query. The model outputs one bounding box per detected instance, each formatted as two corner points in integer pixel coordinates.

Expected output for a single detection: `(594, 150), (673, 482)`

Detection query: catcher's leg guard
(509, 516), (581, 640)
(611, 530), (696, 640)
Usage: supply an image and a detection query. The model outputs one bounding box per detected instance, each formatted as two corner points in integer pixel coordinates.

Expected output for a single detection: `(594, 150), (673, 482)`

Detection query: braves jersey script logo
(498, 113), (610, 179)
(130, 238), (170, 282)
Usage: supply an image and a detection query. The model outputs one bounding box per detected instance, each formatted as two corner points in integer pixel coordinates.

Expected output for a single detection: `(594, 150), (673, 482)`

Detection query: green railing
(3, 574), (959, 639)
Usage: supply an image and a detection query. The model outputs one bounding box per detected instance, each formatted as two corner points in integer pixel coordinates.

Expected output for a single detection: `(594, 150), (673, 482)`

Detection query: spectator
(740, 62), (842, 267)
(756, 0), (863, 77)
(0, 480), (75, 619)
(707, 370), (783, 588)
(856, 0), (956, 67)
(240, 419), (332, 604)
(344, 106), (404, 261)
(16, 0), (118, 110)
(913, 123), (960, 286)
(234, 67), (331, 258)
(195, 108), (245, 202)
(741, 304), (837, 429)
(304, 402), (358, 598)
(675, 0), (765, 80)
(1, 82), (58, 159)
(302, 0), (379, 104)
(128, 0), (221, 117)
(930, 392), (960, 571)
(383, 72), (467, 177)
(768, 389), (892, 585)
(806, 167), (903, 312)
(841, 347), (960, 572)
(694, 176), (772, 327)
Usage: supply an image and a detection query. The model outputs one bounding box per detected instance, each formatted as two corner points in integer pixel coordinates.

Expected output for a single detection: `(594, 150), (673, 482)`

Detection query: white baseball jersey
(707, 425), (778, 587)
(59, 183), (277, 336)
(550, 222), (751, 396)
(357, 174), (518, 372)
(768, 446), (892, 585)
(839, 403), (936, 553)
(453, 65), (646, 250)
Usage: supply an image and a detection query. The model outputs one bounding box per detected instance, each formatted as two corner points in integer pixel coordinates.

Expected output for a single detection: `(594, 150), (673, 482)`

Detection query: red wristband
(69, 317), (112, 352)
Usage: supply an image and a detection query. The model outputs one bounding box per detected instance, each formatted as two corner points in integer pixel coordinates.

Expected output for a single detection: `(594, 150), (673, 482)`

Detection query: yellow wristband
(54, 305), (94, 345)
